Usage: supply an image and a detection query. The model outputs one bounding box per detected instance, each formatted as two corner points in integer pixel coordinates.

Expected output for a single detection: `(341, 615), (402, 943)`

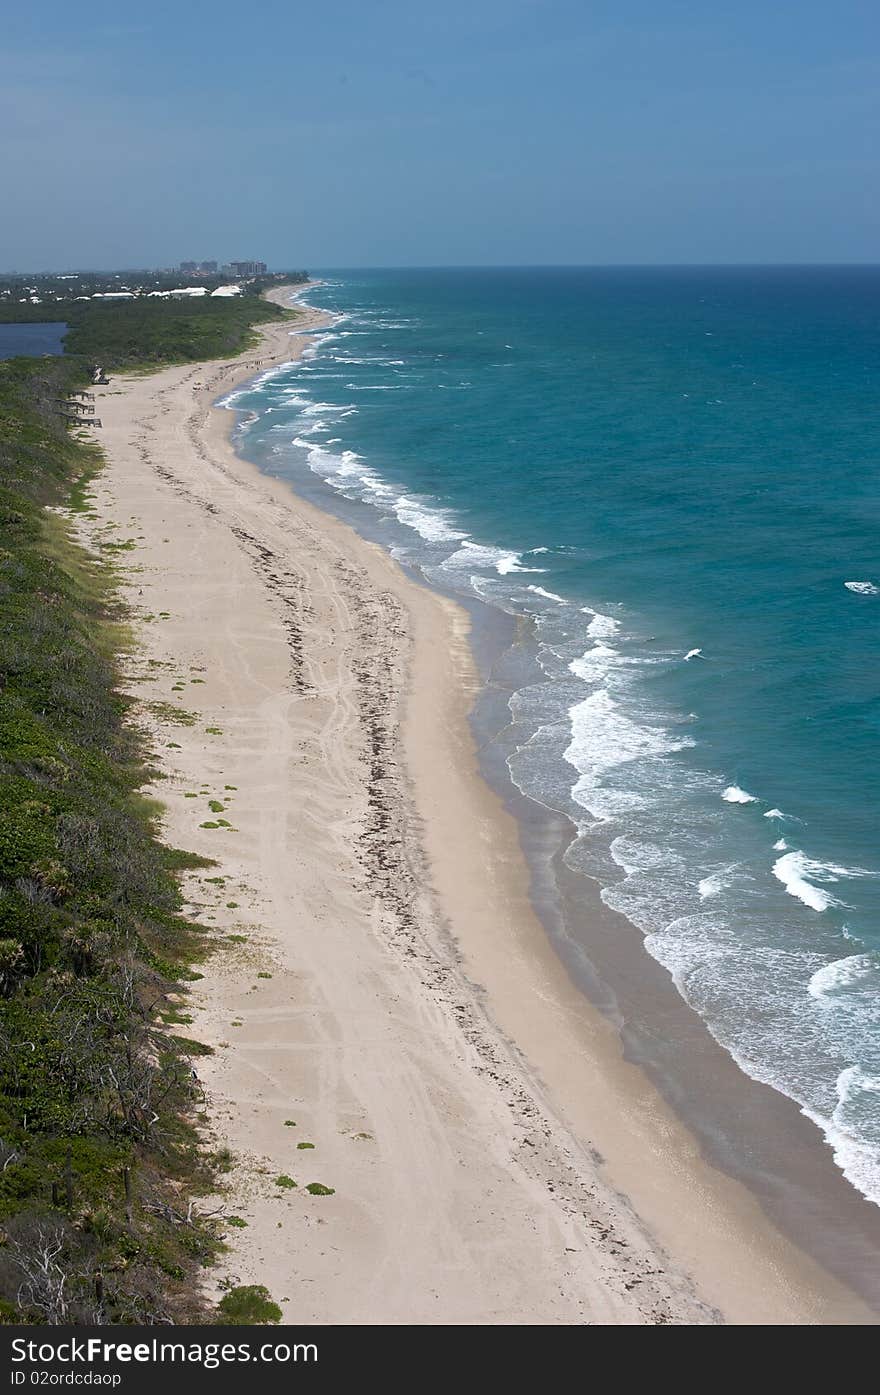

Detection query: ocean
(223, 266), (880, 1208)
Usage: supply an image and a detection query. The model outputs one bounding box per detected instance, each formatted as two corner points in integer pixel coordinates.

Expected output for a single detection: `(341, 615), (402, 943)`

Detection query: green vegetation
(304, 1183), (335, 1197)
(296, 1143), (315, 1150)
(149, 702), (197, 726)
(64, 298), (287, 371)
(0, 333), (290, 1323)
(0, 270), (308, 374)
(274, 1175), (297, 1190)
(217, 1284), (281, 1325)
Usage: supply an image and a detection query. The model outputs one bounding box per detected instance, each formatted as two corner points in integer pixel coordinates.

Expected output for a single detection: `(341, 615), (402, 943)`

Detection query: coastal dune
(75, 288), (873, 1325)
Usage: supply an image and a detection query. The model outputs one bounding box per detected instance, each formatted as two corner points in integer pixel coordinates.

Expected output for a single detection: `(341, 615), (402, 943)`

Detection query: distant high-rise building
(179, 260), (219, 275)
(223, 260), (268, 278)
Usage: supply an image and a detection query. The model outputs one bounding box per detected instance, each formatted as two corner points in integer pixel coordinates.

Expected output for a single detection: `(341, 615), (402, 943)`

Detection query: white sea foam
(808, 954), (876, 1003)
(585, 612), (620, 641)
(294, 439), (366, 475)
(527, 585), (568, 604)
(392, 496), (468, 542)
(845, 581), (879, 595)
(567, 639), (648, 685)
(497, 553), (546, 575)
(774, 838), (788, 851)
(300, 400), (357, 416)
(722, 785), (757, 804)
(218, 373), (303, 409)
(698, 867), (737, 899)
(773, 852), (837, 911)
(684, 648), (703, 661)
(228, 409), (259, 430)
(331, 356), (406, 365)
(294, 439), (400, 517)
(796, 1071), (880, 1207)
(442, 543), (546, 575)
(564, 689), (694, 823)
(764, 808), (786, 819)
(772, 850), (874, 913)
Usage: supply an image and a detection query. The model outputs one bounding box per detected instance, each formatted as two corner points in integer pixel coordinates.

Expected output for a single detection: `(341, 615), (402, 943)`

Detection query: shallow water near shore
(220, 268), (880, 1275)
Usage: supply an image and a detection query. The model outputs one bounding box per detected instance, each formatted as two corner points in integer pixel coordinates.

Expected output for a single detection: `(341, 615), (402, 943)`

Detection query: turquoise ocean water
(224, 267), (880, 1206)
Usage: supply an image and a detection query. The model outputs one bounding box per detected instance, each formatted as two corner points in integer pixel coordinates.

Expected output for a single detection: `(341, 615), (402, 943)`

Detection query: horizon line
(3, 260), (880, 277)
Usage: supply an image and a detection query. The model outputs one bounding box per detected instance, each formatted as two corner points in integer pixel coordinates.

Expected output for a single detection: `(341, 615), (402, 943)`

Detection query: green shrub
(217, 1285), (281, 1325)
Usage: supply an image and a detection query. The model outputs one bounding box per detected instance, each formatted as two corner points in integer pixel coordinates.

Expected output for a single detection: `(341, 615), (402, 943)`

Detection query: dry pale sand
(69, 287), (875, 1325)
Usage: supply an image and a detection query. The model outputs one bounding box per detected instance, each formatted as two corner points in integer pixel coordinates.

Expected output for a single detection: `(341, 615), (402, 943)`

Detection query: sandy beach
(70, 285), (876, 1325)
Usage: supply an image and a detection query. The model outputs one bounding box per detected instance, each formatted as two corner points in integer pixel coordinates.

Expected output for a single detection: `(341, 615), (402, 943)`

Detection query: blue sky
(3, 0), (879, 268)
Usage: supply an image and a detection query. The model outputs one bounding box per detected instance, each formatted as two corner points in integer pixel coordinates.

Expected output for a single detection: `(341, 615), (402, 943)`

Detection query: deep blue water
(225, 267), (880, 1203)
(0, 322), (67, 359)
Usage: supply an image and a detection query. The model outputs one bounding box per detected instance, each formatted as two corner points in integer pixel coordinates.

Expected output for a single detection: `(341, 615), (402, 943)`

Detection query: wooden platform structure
(56, 409), (102, 428)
